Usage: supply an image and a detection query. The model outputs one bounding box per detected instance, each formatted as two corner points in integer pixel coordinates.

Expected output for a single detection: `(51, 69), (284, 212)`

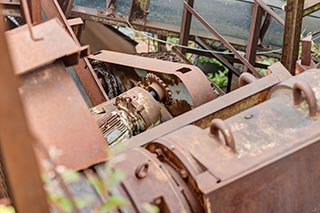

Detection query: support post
(26, 0), (41, 23)
(245, 2), (264, 72)
(0, 8), (49, 212)
(179, 0), (194, 54)
(281, 0), (305, 75)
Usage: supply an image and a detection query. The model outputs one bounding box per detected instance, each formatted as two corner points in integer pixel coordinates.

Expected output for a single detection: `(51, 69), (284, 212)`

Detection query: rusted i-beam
(26, 0), (41, 23)
(281, 0), (305, 75)
(245, 2), (264, 72)
(179, 0), (194, 54)
(303, 0), (320, 16)
(0, 8), (49, 212)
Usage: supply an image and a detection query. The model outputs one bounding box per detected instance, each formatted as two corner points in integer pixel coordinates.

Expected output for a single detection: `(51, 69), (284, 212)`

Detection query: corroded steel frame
(0, 6), (49, 212)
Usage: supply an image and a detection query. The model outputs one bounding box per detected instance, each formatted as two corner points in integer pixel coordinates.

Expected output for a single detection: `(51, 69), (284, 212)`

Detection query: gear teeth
(144, 73), (174, 104)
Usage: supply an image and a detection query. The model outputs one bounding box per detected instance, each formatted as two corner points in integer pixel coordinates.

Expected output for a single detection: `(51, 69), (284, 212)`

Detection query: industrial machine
(89, 51), (215, 146)
(1, 1), (320, 213)
(66, 68), (320, 212)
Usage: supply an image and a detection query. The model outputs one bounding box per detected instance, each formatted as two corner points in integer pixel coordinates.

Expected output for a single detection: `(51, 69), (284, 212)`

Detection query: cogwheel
(144, 73), (173, 104)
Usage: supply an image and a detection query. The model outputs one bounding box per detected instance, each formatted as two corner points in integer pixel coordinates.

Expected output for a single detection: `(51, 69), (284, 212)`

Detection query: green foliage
(42, 152), (130, 212)
(0, 205), (15, 213)
(143, 203), (160, 213)
(207, 71), (228, 88)
(198, 56), (229, 88)
(311, 41), (320, 63)
(256, 57), (278, 76)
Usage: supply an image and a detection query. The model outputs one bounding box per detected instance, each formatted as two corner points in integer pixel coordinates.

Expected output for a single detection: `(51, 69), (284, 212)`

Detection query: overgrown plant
(198, 56), (229, 88)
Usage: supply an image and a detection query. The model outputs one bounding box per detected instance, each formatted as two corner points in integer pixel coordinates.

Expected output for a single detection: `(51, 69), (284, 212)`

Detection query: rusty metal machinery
(65, 68), (320, 212)
(90, 50), (215, 145)
(93, 87), (161, 146)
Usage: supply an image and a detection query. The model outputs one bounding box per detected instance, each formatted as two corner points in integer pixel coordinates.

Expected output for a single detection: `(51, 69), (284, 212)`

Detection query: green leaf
(142, 203), (159, 213)
(61, 171), (80, 183)
(0, 205), (15, 213)
(107, 169), (125, 189)
(100, 195), (130, 212)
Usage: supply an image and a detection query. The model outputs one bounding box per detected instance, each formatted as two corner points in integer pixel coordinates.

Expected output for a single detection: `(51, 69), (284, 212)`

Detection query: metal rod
(281, 0), (305, 74)
(255, 0), (285, 26)
(26, 0), (41, 23)
(184, 2), (262, 78)
(179, 0), (194, 54)
(21, 0), (42, 41)
(303, 0), (320, 16)
(245, 3), (264, 72)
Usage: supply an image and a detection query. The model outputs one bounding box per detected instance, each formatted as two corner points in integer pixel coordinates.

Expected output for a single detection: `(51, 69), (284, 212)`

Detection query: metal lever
(21, 0), (43, 41)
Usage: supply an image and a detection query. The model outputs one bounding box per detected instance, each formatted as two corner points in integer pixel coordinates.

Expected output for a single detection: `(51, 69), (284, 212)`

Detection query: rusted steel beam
(171, 45), (193, 65)
(245, 3), (264, 72)
(255, 0), (285, 26)
(259, 13), (272, 41)
(0, 9), (49, 212)
(41, 0), (108, 105)
(67, 17), (83, 40)
(296, 35), (318, 74)
(281, 0), (305, 75)
(184, 2), (262, 78)
(26, 0), (41, 23)
(301, 35), (312, 66)
(179, 0), (194, 54)
(303, 0), (320, 16)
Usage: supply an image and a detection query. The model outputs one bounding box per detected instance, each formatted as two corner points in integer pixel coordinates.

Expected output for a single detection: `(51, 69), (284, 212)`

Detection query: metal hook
(293, 81), (318, 117)
(210, 119), (237, 153)
(238, 72), (257, 88)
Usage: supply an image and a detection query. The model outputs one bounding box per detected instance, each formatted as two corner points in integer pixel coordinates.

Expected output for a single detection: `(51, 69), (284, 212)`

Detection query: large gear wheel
(143, 73), (173, 104)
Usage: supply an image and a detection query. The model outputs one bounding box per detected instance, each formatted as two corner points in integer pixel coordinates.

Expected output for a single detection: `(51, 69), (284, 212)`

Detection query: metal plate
(6, 18), (84, 75)
(20, 62), (107, 170)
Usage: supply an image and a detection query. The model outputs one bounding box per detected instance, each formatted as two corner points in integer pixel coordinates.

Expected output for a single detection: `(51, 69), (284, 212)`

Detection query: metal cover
(20, 62), (107, 170)
(6, 18), (85, 75)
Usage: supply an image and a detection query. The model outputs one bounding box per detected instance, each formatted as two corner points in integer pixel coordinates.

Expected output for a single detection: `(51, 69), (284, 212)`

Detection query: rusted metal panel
(5, 18), (85, 75)
(80, 20), (137, 54)
(19, 62), (107, 170)
(0, 12), (49, 212)
(281, 0), (305, 74)
(41, 0), (108, 106)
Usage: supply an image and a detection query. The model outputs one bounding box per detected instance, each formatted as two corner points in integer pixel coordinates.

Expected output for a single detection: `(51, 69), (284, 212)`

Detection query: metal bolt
(135, 162), (149, 179)
(180, 169), (188, 179)
(244, 114), (254, 119)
